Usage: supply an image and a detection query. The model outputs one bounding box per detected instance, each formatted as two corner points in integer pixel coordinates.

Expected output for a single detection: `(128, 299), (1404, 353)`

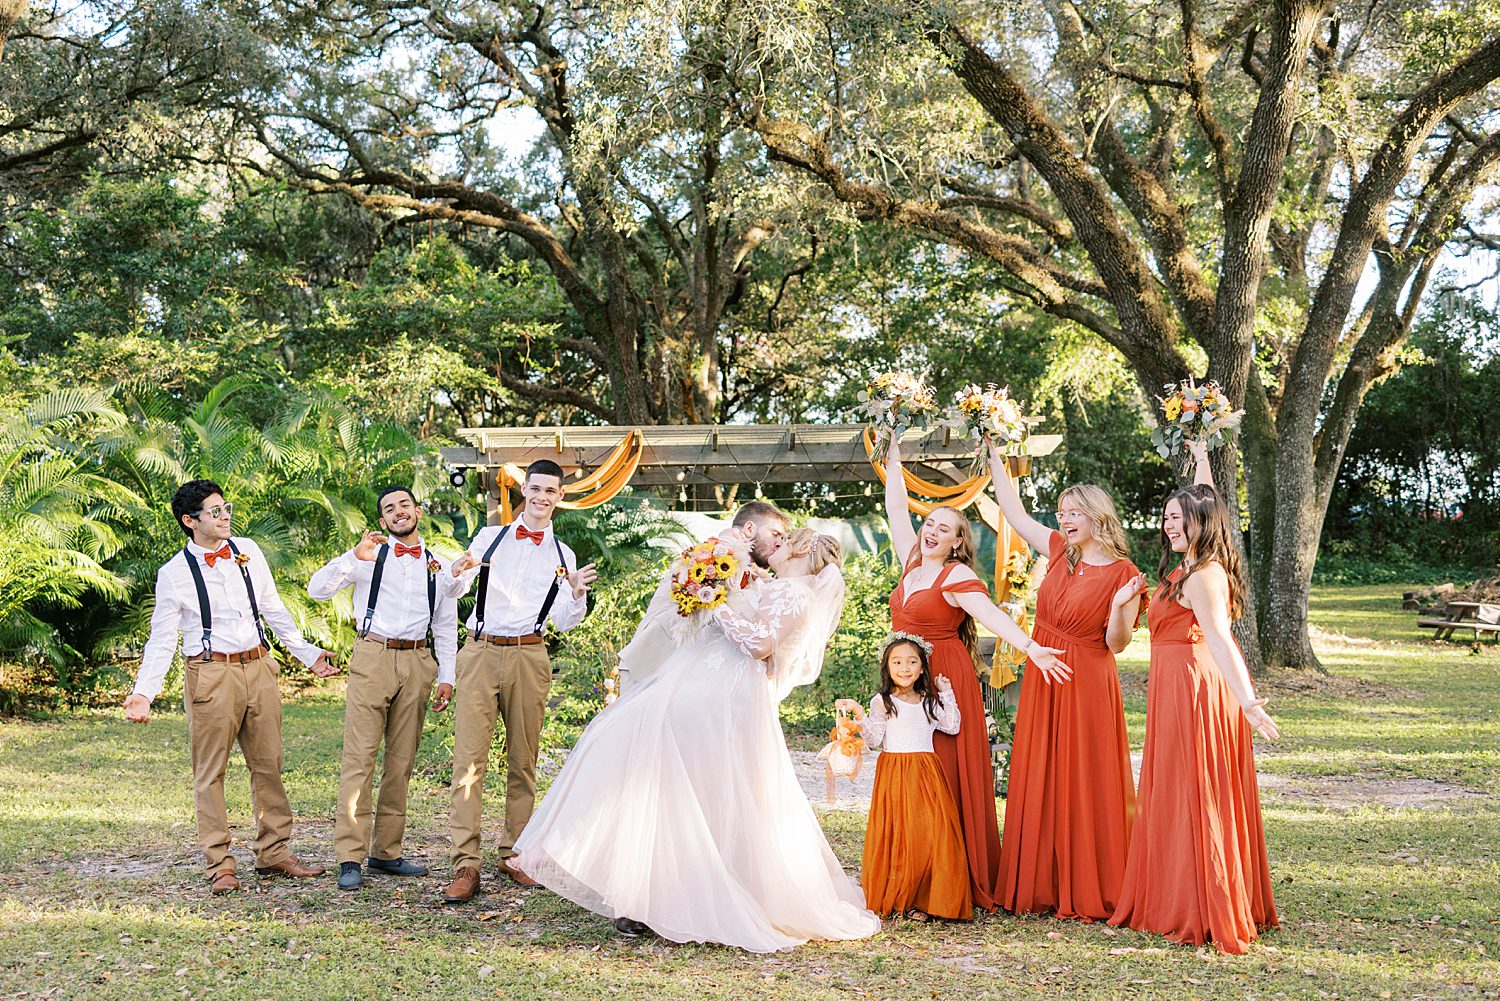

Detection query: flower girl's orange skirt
(861, 751), (973, 919)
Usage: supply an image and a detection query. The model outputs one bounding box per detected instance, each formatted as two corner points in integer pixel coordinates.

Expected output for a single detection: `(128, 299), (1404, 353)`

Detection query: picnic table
(1418, 601), (1500, 642)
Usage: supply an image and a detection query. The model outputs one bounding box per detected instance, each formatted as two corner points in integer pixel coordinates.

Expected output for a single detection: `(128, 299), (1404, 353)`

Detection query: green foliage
(1327, 304), (1500, 570)
(0, 387), (139, 706)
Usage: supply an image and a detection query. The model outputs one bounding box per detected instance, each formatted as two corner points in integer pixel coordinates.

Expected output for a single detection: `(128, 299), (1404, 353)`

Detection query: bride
(510, 528), (881, 952)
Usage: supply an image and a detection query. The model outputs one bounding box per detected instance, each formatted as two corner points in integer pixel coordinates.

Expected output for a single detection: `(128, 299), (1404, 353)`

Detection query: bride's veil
(767, 564), (846, 702)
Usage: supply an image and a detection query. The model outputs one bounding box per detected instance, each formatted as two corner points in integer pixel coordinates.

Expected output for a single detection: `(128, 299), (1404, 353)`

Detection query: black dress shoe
(613, 916), (652, 938)
(337, 861), (363, 891)
(366, 856), (428, 877)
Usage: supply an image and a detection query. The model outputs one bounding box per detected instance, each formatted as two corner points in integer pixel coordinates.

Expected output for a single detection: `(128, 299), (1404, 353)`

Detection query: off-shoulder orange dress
(1108, 566), (1278, 954)
(998, 530), (1141, 919)
(890, 558), (998, 912)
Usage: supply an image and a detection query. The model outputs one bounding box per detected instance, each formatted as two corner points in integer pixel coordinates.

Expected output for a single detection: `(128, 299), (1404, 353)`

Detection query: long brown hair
(1157, 486), (1246, 618)
(1056, 484), (1133, 572)
(910, 505), (983, 669)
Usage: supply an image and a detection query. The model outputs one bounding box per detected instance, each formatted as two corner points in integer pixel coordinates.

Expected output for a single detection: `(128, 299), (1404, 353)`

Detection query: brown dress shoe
(254, 855), (326, 878)
(443, 866), (482, 903)
(498, 858), (541, 888)
(210, 871), (241, 895)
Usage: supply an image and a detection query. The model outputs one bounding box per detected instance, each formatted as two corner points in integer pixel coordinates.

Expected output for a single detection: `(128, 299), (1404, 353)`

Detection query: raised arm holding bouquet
(946, 384), (1030, 475)
(1151, 378), (1244, 460)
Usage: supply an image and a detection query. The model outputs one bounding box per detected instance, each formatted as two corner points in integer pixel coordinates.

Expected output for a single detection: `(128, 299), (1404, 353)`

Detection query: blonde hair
(1056, 484), (1132, 572)
(785, 527), (843, 574)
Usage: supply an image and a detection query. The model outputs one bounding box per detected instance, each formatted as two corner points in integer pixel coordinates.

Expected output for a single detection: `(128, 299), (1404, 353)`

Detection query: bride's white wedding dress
(511, 566), (881, 952)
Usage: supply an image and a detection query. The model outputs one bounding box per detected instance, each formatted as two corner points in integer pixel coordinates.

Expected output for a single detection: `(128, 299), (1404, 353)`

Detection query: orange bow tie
(204, 544), (233, 568)
(516, 524), (546, 546)
(394, 542), (422, 558)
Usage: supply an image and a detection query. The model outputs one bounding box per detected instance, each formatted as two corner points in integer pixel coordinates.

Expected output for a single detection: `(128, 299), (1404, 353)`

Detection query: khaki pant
(335, 639), (438, 864)
(449, 641), (551, 871)
(183, 654), (292, 876)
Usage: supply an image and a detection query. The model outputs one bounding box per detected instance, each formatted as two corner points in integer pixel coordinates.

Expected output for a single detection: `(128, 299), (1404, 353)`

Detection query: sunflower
(714, 555), (737, 576)
(1163, 396), (1183, 422)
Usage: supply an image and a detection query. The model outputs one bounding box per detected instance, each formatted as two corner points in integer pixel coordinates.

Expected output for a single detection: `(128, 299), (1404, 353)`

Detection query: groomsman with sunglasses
(307, 486), (459, 891)
(440, 459), (598, 903)
(124, 479), (337, 895)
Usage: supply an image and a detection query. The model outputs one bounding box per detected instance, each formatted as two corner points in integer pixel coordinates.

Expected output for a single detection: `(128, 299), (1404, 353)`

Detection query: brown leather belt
(362, 633), (429, 650)
(198, 644), (270, 664)
(476, 633), (543, 647)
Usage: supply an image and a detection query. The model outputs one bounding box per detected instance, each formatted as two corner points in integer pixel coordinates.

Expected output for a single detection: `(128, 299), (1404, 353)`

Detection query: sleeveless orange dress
(1108, 566), (1278, 953)
(998, 531), (1140, 919)
(890, 558), (998, 912)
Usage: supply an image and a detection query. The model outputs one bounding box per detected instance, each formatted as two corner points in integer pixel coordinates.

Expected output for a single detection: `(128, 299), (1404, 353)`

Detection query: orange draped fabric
(496, 430), (643, 522)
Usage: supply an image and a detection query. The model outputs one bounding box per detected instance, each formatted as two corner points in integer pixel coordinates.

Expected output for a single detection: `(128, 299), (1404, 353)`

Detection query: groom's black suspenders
(472, 524), (568, 638)
(359, 543), (439, 640)
(181, 540), (267, 660)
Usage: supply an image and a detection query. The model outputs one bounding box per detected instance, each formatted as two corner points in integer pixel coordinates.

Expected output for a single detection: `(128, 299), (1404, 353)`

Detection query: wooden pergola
(441, 422), (1060, 522)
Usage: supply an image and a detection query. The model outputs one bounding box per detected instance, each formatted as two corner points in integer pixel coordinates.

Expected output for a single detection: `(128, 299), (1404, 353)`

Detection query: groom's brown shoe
(209, 870), (240, 895)
(498, 858), (541, 888)
(255, 855), (326, 878)
(443, 866), (481, 903)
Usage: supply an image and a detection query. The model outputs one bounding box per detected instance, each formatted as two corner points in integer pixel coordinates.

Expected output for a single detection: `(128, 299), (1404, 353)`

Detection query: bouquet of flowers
(668, 537), (743, 617)
(947, 384), (1030, 474)
(855, 371), (938, 463)
(1150, 377), (1244, 458)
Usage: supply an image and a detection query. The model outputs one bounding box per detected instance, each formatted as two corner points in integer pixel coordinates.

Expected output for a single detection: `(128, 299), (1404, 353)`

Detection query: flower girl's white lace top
(863, 691), (961, 754)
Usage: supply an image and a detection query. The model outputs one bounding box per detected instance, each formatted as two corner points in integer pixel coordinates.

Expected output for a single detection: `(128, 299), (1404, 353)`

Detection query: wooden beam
(439, 424), (1062, 490)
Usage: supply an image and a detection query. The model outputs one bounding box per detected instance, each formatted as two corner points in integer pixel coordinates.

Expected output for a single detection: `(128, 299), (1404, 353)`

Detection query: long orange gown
(998, 531), (1140, 919)
(890, 559), (998, 912)
(1108, 566), (1279, 954)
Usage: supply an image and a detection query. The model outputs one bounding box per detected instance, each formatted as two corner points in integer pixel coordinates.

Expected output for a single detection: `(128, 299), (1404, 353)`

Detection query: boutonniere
(427, 557), (442, 574)
(555, 565), (569, 580)
(233, 552), (252, 566)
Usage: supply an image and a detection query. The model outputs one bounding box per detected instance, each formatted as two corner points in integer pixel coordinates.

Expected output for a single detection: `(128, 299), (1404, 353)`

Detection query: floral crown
(880, 630), (933, 658)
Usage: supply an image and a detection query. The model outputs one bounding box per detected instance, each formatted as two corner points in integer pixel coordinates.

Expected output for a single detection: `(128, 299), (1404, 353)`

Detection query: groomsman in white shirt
(441, 459), (598, 903)
(123, 479), (337, 895)
(307, 486), (459, 891)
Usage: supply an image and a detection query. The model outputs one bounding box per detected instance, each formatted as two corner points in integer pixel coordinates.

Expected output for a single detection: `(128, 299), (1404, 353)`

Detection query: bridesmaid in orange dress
(883, 437), (1069, 912)
(1109, 485), (1280, 954)
(992, 440), (1212, 920)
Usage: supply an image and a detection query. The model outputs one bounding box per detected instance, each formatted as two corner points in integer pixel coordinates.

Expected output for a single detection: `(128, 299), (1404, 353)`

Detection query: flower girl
(840, 633), (972, 921)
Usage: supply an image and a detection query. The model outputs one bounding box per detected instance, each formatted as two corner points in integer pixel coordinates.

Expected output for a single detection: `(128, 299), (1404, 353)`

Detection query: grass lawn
(2, 583), (1497, 999)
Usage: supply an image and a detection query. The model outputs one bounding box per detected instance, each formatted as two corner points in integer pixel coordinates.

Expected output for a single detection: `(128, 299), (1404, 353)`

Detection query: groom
(615, 500), (790, 695)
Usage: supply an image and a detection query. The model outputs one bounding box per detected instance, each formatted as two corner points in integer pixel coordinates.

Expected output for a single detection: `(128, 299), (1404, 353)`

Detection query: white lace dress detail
(510, 566), (879, 953)
(863, 690), (961, 753)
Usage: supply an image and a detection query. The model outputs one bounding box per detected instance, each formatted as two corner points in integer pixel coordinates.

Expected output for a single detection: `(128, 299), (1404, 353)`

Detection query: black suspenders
(472, 525), (568, 638)
(181, 540), (267, 660)
(360, 544), (389, 638)
(360, 542), (439, 639)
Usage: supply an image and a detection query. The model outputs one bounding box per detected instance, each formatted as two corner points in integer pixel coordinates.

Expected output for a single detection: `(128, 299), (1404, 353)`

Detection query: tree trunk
(1264, 438), (1323, 670)
(0, 0), (27, 61)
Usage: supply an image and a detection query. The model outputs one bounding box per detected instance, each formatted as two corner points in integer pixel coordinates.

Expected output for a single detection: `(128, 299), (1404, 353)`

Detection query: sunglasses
(194, 503), (234, 519)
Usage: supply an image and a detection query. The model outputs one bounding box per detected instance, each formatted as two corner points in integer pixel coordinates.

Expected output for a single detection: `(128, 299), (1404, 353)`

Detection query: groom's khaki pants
(449, 640), (551, 871)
